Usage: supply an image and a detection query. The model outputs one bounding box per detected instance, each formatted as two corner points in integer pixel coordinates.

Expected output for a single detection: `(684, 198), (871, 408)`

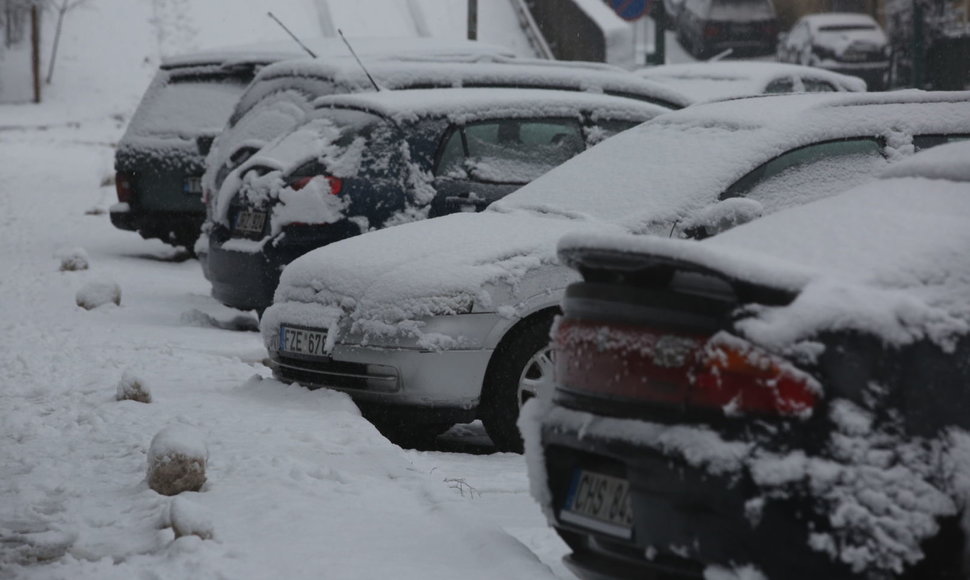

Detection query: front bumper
(267, 311), (504, 421)
(535, 410), (849, 580)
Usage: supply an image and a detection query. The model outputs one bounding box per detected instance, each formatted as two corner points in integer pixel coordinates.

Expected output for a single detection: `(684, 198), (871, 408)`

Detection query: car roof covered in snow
(252, 57), (693, 109)
(636, 61), (867, 100)
(497, 90), (970, 230)
(800, 12), (881, 31)
(558, 140), (970, 347)
(310, 87), (668, 124)
(161, 37), (515, 69)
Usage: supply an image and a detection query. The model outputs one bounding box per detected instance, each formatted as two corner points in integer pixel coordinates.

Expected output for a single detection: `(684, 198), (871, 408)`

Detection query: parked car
(525, 139), (970, 580)
(207, 88), (665, 313)
(261, 91), (970, 451)
(778, 13), (890, 90)
(111, 39), (515, 251)
(637, 61), (866, 101)
(676, 0), (779, 59)
(197, 57), (691, 271)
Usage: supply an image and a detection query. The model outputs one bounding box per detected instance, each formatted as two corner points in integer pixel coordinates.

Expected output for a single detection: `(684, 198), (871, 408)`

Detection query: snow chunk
(116, 370), (152, 404)
(147, 426), (208, 496)
(76, 280), (121, 310)
(56, 247), (89, 271)
(168, 495), (214, 540)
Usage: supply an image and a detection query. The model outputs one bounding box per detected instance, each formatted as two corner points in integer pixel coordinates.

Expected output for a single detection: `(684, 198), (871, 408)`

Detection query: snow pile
(75, 280), (121, 310)
(147, 425), (209, 496)
(168, 495), (215, 540)
(116, 370), (152, 404)
(57, 247), (90, 272)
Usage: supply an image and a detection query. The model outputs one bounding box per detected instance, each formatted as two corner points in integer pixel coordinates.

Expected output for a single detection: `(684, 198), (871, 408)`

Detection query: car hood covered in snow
(559, 140), (970, 350)
(263, 209), (624, 341)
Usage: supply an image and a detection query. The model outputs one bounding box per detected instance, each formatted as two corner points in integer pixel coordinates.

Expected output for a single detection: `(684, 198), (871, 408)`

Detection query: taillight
(704, 23), (722, 38)
(115, 172), (134, 203)
(690, 334), (818, 418)
(554, 319), (818, 419)
(290, 175), (343, 195)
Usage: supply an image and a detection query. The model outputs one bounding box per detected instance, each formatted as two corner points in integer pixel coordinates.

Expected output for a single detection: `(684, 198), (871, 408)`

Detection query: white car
(778, 12), (890, 90)
(262, 91), (970, 451)
(636, 61), (866, 102)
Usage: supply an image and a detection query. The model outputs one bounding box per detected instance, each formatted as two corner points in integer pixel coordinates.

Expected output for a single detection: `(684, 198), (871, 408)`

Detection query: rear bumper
(536, 409), (850, 580)
(109, 203), (203, 246)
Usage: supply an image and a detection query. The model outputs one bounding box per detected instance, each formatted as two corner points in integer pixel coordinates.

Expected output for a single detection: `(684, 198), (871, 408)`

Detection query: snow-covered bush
(116, 370), (151, 403)
(147, 426), (208, 496)
(75, 280), (120, 309)
(57, 247), (89, 271)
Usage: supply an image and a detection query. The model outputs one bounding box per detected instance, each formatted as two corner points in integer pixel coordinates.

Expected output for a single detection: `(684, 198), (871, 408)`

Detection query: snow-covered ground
(0, 0), (573, 578)
(0, 113), (572, 580)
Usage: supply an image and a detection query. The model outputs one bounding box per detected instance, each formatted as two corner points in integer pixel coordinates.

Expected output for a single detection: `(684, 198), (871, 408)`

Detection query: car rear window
(709, 0), (775, 20)
(436, 118), (585, 185)
(130, 73), (251, 137)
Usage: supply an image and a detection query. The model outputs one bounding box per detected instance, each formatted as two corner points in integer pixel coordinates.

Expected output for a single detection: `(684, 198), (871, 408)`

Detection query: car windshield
(129, 73), (250, 137)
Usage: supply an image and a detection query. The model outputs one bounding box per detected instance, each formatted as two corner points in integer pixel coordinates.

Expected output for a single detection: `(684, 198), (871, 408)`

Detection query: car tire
(367, 415), (454, 450)
(480, 312), (557, 453)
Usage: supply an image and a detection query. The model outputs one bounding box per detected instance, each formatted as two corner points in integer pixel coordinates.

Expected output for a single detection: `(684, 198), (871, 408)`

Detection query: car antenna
(338, 29), (382, 92)
(267, 12), (318, 58)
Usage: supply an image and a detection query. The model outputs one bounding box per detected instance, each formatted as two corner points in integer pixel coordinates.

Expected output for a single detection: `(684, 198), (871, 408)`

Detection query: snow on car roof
(636, 61), (866, 100)
(311, 87), (668, 123)
(161, 37), (515, 68)
(497, 90), (970, 231)
(256, 58), (692, 109)
(559, 140), (970, 347)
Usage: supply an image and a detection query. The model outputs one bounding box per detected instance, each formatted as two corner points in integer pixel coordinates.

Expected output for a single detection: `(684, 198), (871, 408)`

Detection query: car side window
(764, 78), (794, 93)
(723, 138), (888, 212)
(434, 118), (584, 184)
(913, 134), (970, 152)
(586, 119), (641, 146)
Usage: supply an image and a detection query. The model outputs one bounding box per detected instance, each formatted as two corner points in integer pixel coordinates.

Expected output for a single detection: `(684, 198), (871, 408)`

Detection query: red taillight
(115, 172), (134, 203)
(690, 334), (818, 417)
(554, 319), (818, 419)
(704, 23), (722, 38)
(290, 175), (343, 195)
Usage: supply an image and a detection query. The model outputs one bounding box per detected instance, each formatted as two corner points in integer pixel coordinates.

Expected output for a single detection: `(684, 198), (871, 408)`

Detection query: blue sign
(607, 0), (651, 21)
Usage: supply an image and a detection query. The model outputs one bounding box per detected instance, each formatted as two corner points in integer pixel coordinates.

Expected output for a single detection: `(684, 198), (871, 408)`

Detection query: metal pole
(31, 4), (40, 103)
(467, 0), (478, 40)
(647, 6), (666, 65)
(913, 0), (924, 88)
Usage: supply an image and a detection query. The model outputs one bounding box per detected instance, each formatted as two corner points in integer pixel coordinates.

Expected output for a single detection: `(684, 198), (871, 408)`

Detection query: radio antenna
(267, 12), (318, 58)
(338, 29), (382, 92)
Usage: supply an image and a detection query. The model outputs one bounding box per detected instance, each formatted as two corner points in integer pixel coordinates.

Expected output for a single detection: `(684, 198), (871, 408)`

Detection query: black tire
(367, 414), (454, 450)
(479, 312), (557, 453)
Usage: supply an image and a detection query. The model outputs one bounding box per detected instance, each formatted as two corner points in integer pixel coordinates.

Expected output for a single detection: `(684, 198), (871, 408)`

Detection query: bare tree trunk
(31, 3), (40, 103)
(46, 3), (65, 84)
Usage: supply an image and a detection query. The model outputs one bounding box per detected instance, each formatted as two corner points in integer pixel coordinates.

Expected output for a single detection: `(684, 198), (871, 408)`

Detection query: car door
(428, 117), (586, 217)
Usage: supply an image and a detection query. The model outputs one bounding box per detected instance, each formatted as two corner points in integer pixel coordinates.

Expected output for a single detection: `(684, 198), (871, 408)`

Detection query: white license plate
(278, 326), (329, 358)
(184, 177), (203, 195)
(234, 209), (266, 237)
(560, 469), (634, 539)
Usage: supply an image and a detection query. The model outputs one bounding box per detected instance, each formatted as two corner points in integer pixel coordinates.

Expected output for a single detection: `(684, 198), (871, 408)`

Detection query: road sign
(607, 0), (651, 21)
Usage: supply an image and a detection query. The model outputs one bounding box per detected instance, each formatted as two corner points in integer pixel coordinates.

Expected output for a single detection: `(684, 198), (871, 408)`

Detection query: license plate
(278, 325), (329, 358)
(732, 23), (753, 35)
(234, 209), (266, 237)
(560, 469), (634, 539)
(183, 177), (203, 195)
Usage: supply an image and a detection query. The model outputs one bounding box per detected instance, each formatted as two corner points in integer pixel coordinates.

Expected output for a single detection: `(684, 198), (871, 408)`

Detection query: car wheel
(480, 312), (557, 453)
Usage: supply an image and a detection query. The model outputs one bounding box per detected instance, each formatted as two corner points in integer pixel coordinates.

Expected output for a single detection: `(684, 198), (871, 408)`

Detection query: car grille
(273, 355), (398, 392)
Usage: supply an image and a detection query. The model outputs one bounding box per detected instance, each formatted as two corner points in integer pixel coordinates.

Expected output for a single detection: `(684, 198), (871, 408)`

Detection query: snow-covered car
(111, 39), (514, 251)
(636, 61), (866, 102)
(207, 88), (666, 312)
(525, 140), (970, 580)
(676, 0), (779, 59)
(778, 13), (890, 90)
(197, 57), (691, 273)
(261, 91), (970, 452)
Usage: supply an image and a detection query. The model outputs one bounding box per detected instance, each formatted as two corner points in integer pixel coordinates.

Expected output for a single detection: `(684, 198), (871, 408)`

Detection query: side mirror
(681, 198), (763, 239)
